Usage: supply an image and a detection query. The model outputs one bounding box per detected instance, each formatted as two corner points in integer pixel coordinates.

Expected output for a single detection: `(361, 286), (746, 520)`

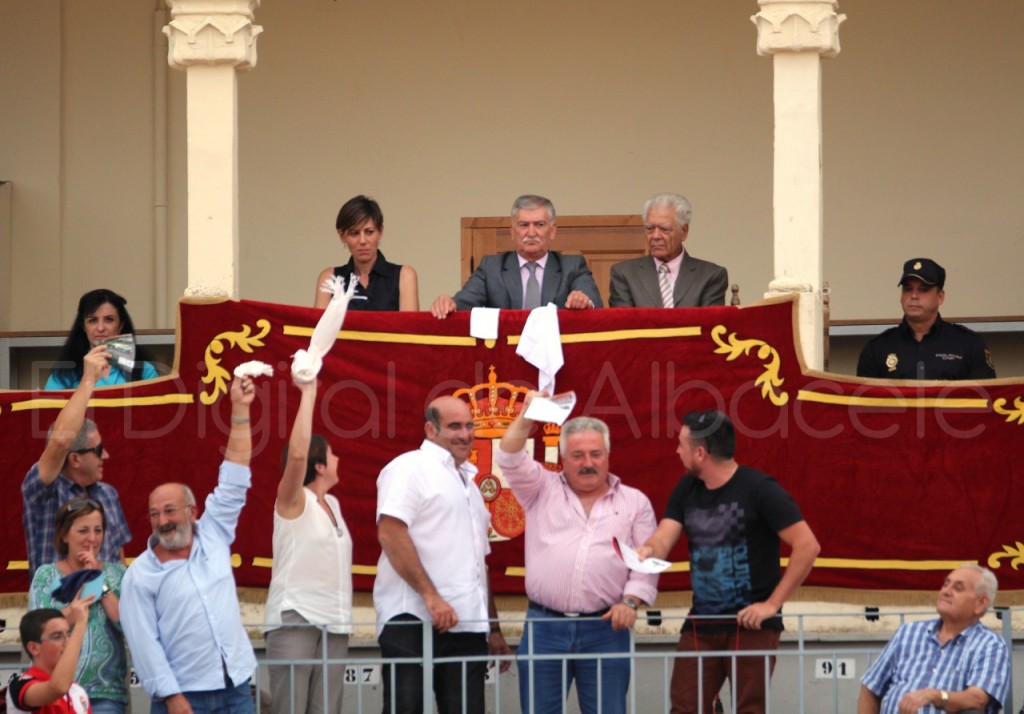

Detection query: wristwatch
(938, 690), (949, 711)
(622, 597), (640, 610)
(100, 583), (110, 600)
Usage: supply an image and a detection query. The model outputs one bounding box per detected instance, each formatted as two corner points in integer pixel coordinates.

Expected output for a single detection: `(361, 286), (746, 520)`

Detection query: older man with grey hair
(609, 192), (728, 308)
(430, 194), (603, 318)
(22, 345), (131, 579)
(858, 564), (1009, 714)
(495, 391), (657, 714)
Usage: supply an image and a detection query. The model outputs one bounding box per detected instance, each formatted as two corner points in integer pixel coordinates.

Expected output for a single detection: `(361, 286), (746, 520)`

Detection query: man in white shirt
(374, 396), (511, 713)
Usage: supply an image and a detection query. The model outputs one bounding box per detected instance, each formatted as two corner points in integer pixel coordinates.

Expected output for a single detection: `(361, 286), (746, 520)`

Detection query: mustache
(158, 523), (178, 534)
(578, 466), (599, 475)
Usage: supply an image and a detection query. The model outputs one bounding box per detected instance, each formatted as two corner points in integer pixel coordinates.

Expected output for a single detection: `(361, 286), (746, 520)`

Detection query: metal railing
(248, 608), (1021, 714)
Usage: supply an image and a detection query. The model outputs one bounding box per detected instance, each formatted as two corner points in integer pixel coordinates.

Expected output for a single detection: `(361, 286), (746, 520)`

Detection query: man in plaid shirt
(858, 565), (1008, 714)
(22, 345), (131, 580)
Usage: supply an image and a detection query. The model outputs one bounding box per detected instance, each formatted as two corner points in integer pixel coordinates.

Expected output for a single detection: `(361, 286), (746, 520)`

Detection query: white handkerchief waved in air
(613, 537), (672, 574)
(233, 361), (273, 379)
(523, 391), (576, 426)
(294, 275), (357, 382)
(469, 307), (500, 340)
(516, 303), (563, 394)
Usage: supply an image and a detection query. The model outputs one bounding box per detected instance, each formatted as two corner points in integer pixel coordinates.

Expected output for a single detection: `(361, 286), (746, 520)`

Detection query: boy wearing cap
(7, 601), (93, 713)
(856, 258), (996, 380)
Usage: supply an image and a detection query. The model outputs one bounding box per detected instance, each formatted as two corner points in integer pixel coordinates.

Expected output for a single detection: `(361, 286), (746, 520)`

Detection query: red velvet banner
(3, 297), (1022, 596)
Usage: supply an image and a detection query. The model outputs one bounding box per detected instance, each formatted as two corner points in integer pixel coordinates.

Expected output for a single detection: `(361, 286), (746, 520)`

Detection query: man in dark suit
(430, 195), (602, 318)
(609, 193), (728, 308)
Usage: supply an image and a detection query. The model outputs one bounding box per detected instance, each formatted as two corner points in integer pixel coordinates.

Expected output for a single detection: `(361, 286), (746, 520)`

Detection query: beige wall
(1, 1), (1021, 335)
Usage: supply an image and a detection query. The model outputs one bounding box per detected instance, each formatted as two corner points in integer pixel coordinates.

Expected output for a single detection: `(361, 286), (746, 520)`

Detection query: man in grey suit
(431, 194), (603, 318)
(609, 193), (728, 308)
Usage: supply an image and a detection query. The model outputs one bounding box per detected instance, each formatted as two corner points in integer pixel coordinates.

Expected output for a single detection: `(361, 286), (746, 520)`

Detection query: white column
(752, 0), (844, 369)
(163, 0), (263, 299)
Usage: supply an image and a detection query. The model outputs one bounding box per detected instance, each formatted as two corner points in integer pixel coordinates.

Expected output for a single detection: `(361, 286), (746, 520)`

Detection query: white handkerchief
(613, 537), (672, 574)
(294, 275), (357, 382)
(516, 303), (563, 394)
(523, 391), (576, 425)
(233, 361), (273, 379)
(470, 307), (500, 340)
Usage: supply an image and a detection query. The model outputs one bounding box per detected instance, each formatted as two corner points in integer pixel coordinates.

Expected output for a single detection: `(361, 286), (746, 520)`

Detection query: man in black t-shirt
(637, 410), (820, 714)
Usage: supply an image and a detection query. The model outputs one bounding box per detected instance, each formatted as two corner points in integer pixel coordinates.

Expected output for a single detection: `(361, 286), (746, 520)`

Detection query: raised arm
(38, 345), (111, 484)
(223, 376), (255, 466)
(22, 596), (94, 708)
(499, 390), (543, 454)
(276, 378), (317, 519)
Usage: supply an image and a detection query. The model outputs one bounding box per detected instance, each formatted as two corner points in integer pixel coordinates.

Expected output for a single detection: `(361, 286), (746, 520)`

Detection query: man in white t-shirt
(374, 396), (510, 714)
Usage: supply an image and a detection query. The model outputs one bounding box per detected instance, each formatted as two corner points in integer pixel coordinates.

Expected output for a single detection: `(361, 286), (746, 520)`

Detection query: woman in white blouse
(264, 376), (353, 714)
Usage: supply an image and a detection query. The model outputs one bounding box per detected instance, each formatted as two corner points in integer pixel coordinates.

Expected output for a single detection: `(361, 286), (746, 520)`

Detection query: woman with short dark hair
(313, 195), (419, 311)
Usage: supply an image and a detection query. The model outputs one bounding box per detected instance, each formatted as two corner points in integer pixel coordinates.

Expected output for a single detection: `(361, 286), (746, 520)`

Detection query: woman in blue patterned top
(29, 497), (128, 714)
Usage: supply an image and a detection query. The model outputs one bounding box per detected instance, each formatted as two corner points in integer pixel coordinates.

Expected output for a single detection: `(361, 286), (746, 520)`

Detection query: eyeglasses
(38, 629), (71, 644)
(66, 498), (102, 514)
(72, 443), (104, 458)
(148, 505), (187, 521)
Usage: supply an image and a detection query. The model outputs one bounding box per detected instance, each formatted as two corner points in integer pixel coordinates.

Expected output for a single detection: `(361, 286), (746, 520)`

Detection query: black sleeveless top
(332, 251), (402, 311)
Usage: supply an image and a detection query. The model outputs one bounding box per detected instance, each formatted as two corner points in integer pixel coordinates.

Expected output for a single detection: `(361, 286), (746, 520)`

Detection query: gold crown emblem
(913, 261), (922, 269)
(452, 365), (530, 437)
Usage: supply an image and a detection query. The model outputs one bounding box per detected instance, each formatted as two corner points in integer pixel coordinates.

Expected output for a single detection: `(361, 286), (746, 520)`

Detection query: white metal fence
(249, 607), (1022, 714)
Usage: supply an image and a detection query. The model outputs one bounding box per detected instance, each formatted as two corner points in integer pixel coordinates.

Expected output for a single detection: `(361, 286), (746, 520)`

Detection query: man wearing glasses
(22, 345), (131, 580)
(120, 376), (258, 714)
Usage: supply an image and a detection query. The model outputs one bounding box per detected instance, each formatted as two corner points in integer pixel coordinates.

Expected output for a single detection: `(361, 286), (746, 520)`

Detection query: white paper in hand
(523, 391), (576, 425)
(613, 537), (672, 574)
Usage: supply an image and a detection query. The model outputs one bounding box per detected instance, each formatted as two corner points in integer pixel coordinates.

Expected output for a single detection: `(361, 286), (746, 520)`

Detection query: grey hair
(48, 418), (98, 454)
(558, 417), (611, 457)
(511, 194), (556, 223)
(182, 485), (196, 508)
(960, 563), (998, 609)
(643, 193), (692, 229)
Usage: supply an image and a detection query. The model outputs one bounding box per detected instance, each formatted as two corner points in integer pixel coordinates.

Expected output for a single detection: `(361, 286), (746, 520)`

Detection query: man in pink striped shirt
(495, 391), (658, 714)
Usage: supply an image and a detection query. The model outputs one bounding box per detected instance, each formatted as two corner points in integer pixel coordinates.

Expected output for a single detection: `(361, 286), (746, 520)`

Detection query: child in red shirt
(7, 597), (93, 714)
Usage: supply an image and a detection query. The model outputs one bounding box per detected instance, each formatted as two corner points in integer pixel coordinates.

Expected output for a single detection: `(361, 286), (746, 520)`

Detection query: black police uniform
(856, 315), (996, 380)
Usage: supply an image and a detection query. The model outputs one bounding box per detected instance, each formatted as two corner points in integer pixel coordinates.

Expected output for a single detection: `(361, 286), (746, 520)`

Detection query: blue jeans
(517, 606), (631, 714)
(89, 699), (126, 714)
(150, 680), (253, 714)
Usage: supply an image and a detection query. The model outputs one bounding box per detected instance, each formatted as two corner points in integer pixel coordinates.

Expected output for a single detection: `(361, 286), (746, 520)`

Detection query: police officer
(856, 258), (996, 380)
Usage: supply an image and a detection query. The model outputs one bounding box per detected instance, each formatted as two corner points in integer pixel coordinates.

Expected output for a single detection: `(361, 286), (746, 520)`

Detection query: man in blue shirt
(858, 565), (1008, 714)
(120, 376), (258, 714)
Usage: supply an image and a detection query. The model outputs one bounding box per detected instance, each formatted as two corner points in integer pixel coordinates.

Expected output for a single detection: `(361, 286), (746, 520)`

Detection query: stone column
(751, 0), (844, 369)
(164, 0), (263, 299)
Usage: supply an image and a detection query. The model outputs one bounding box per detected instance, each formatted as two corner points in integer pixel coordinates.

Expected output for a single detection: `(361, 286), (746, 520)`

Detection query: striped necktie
(524, 262), (541, 310)
(658, 262), (674, 308)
